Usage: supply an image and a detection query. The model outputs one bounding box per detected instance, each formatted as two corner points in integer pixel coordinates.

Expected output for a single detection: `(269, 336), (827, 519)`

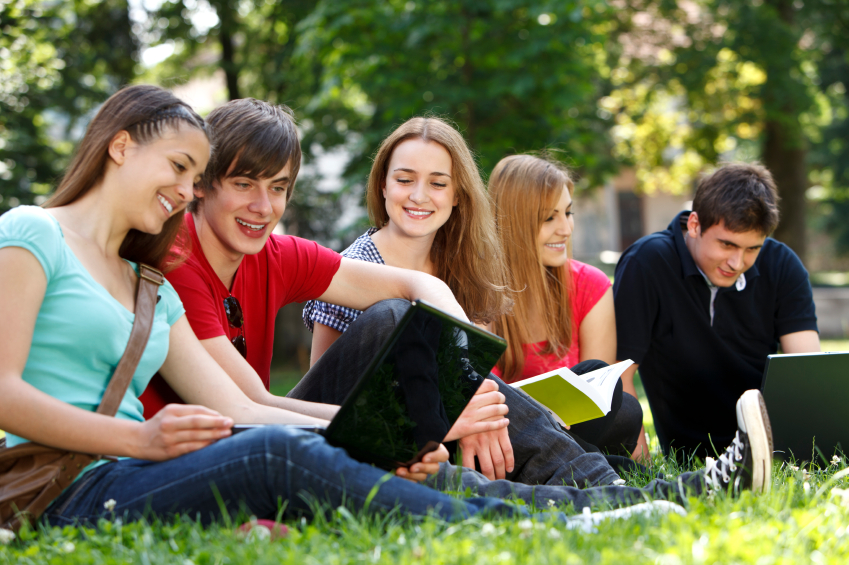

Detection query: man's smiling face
(685, 212), (766, 288)
(194, 159), (292, 259)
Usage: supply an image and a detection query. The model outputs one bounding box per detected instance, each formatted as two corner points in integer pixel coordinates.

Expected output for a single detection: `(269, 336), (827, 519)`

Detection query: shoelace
(704, 431), (745, 489)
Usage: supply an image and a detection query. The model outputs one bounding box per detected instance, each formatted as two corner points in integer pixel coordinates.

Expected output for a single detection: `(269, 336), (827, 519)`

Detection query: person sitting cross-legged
(614, 163), (819, 463)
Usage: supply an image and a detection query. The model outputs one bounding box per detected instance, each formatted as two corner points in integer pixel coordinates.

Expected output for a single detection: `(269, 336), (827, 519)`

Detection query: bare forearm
(195, 336), (339, 419)
(319, 259), (470, 323)
(0, 377), (144, 457)
(226, 401), (330, 427)
(260, 394), (339, 421)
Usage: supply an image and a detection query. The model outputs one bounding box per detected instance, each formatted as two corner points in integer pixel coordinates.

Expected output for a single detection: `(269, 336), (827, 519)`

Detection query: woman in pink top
(488, 154), (642, 458)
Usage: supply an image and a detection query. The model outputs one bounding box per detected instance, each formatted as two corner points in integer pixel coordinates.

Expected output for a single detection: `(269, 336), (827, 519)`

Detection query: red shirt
(493, 260), (611, 382)
(140, 214), (341, 417)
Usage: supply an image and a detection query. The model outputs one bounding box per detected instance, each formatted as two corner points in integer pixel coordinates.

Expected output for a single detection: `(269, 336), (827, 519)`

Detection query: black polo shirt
(613, 211), (818, 458)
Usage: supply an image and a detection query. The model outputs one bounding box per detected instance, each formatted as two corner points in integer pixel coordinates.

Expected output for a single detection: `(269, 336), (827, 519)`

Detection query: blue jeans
(44, 426), (527, 526)
(289, 299), (706, 507)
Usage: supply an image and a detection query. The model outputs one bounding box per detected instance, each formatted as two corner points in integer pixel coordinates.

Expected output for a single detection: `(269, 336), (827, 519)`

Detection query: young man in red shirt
(142, 98), (774, 507)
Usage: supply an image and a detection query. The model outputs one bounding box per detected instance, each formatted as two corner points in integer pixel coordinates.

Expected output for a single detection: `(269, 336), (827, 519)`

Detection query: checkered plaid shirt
(302, 227), (384, 333)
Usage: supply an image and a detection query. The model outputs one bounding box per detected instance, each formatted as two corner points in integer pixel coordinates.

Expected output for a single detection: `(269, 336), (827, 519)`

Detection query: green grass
(268, 368), (305, 397)
(4, 460), (849, 563)
(5, 343), (849, 562)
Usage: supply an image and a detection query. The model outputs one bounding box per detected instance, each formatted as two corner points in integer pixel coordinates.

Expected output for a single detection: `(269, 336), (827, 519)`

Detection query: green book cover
(510, 360), (634, 426)
(518, 376), (605, 425)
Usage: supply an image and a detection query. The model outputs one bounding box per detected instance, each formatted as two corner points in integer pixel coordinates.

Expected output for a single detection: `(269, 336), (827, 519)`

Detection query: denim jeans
(288, 299), (707, 507)
(44, 426), (527, 527)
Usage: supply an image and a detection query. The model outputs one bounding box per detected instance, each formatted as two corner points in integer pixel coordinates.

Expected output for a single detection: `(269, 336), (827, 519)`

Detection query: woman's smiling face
(537, 187), (574, 268)
(382, 138), (458, 241)
(116, 125), (210, 235)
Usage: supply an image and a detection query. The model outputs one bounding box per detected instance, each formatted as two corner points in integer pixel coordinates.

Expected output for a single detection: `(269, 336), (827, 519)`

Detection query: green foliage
(605, 0), (842, 194)
(295, 0), (619, 190)
(0, 0), (137, 212)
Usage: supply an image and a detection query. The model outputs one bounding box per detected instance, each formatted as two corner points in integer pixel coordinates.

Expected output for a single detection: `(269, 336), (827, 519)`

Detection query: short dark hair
(191, 98), (301, 211)
(692, 163), (780, 235)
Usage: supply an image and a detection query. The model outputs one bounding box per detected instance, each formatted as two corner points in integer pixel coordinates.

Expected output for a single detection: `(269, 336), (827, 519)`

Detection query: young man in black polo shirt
(614, 163), (819, 462)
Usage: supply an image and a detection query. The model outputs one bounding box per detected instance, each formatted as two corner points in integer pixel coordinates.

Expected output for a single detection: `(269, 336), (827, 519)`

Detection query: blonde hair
(367, 117), (511, 324)
(489, 154), (575, 382)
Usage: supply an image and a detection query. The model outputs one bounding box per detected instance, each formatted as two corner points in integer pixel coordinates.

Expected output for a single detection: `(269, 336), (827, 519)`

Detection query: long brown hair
(367, 117), (510, 324)
(44, 84), (209, 270)
(489, 154), (575, 381)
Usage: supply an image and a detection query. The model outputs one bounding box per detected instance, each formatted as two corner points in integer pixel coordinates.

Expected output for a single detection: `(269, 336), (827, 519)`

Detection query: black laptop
(761, 351), (849, 463)
(236, 300), (507, 470)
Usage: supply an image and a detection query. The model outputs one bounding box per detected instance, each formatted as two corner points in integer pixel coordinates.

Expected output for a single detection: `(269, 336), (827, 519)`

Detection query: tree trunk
(761, 0), (808, 265)
(762, 119), (807, 263)
(213, 0), (241, 100)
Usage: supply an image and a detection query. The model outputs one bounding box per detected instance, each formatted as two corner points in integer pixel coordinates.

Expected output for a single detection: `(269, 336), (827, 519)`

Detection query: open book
(510, 360), (635, 426)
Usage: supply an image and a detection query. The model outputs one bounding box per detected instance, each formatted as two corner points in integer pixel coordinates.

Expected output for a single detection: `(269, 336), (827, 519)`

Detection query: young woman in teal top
(0, 85), (554, 527)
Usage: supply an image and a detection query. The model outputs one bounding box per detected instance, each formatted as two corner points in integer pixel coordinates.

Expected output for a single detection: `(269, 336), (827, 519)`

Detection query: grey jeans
(289, 299), (705, 509)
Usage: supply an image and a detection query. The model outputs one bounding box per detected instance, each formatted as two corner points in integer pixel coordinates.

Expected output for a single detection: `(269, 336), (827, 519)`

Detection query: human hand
(134, 404), (233, 461)
(459, 425), (515, 480)
(444, 379), (509, 442)
(395, 444), (449, 483)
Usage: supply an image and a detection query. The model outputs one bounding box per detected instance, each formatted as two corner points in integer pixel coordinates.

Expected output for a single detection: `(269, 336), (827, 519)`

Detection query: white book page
(512, 360), (635, 414)
(578, 360), (635, 413)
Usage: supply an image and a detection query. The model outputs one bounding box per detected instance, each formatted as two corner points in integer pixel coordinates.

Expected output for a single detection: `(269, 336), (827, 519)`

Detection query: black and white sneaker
(703, 389), (773, 495)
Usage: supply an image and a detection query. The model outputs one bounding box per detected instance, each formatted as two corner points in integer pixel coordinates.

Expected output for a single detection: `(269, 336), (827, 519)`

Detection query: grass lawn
(3, 459), (849, 563)
(3, 344), (849, 562)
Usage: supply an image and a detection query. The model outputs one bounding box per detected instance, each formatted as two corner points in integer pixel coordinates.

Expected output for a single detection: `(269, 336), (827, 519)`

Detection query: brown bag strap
(96, 264), (164, 416)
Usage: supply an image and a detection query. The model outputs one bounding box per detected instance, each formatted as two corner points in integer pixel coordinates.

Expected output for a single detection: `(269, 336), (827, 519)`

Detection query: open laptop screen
(324, 300), (507, 469)
(762, 351), (849, 462)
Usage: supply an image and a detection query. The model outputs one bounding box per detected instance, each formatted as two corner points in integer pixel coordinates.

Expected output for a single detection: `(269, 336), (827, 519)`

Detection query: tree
(149, 0), (316, 104)
(0, 0), (138, 212)
(294, 0), (619, 192)
(604, 0), (849, 264)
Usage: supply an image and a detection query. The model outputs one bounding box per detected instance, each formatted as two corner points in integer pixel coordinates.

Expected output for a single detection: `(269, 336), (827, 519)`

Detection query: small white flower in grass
(518, 519), (533, 532)
(481, 523), (497, 537)
(61, 541), (75, 553)
(802, 469), (811, 482)
(788, 464), (799, 472)
(833, 455), (841, 466)
(612, 479), (626, 486)
(0, 528), (15, 545)
(547, 499), (556, 508)
(831, 488), (849, 507)
(548, 528), (561, 539)
(103, 499), (117, 512)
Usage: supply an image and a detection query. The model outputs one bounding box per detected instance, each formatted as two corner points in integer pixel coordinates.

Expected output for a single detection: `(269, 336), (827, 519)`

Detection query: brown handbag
(0, 264), (165, 533)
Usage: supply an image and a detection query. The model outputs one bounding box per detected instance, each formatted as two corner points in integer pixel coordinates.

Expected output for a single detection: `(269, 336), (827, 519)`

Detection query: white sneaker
(563, 500), (688, 533)
(704, 389), (773, 495)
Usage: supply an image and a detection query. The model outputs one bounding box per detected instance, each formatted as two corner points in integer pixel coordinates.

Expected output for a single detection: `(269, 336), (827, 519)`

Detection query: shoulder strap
(96, 264), (164, 417)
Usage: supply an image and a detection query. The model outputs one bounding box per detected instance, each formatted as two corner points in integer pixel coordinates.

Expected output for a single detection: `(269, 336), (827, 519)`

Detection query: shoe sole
(736, 390), (773, 494)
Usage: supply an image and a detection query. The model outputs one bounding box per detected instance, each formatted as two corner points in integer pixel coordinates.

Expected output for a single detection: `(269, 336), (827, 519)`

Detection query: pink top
(493, 260), (611, 382)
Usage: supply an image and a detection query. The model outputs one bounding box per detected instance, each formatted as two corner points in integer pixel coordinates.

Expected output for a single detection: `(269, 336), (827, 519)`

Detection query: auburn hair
(489, 154), (575, 382)
(367, 117), (511, 324)
(44, 84), (209, 271)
